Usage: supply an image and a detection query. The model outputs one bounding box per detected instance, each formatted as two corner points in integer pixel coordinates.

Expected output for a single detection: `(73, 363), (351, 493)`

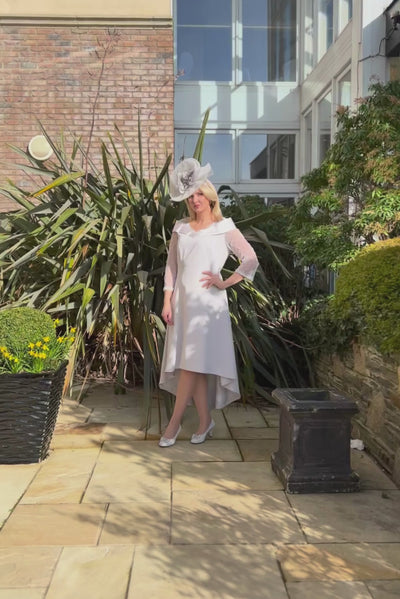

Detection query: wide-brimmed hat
(169, 158), (213, 202)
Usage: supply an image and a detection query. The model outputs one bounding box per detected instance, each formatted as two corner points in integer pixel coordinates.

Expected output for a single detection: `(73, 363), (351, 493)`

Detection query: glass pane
(242, 0), (267, 26)
(304, 112), (312, 173)
(241, 133), (295, 179)
(243, 0), (297, 82)
(318, 0), (334, 60)
(338, 72), (351, 107)
(319, 92), (332, 163)
(339, 0), (352, 33)
(177, 0), (231, 26)
(177, 27), (232, 81)
(303, 0), (314, 79)
(243, 29), (267, 81)
(175, 132), (233, 182)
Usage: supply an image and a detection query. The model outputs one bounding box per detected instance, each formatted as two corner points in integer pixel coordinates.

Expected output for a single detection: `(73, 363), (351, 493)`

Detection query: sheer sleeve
(225, 228), (259, 282)
(163, 232), (178, 291)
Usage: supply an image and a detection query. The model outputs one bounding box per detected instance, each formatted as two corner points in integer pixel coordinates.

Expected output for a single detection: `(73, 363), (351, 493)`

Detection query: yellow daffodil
(28, 342), (35, 349)
(39, 352), (47, 359)
(70, 327), (76, 333)
(29, 351), (35, 356)
(43, 336), (50, 343)
(36, 341), (42, 348)
(70, 337), (75, 343)
(54, 318), (60, 326)
(42, 345), (49, 351)
(57, 337), (64, 343)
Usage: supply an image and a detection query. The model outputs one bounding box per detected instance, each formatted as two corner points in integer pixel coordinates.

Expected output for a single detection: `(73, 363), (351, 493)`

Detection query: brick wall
(0, 24), (174, 211)
(314, 344), (400, 486)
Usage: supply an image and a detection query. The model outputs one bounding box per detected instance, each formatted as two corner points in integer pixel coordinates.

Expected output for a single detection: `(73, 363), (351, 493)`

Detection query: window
(318, 92), (332, 163)
(338, 71), (351, 107)
(304, 111), (312, 174)
(318, 0), (334, 61)
(175, 130), (297, 183)
(338, 0), (352, 34)
(242, 0), (297, 82)
(176, 0), (297, 83)
(303, 0), (314, 79)
(176, 0), (232, 81)
(175, 131), (234, 182)
(240, 133), (295, 180)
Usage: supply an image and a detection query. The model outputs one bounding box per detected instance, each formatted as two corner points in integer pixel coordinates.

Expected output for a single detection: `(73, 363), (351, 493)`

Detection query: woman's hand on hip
(162, 303), (174, 325)
(200, 271), (225, 290)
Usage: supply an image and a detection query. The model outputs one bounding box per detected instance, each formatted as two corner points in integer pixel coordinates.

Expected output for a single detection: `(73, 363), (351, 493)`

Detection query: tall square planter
(0, 361), (67, 464)
(271, 388), (360, 493)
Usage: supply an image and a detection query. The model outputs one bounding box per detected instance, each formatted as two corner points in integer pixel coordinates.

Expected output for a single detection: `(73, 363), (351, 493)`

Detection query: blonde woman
(159, 158), (259, 447)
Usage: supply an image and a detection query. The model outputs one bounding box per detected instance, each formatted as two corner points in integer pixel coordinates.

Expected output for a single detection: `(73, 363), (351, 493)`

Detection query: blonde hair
(185, 180), (223, 222)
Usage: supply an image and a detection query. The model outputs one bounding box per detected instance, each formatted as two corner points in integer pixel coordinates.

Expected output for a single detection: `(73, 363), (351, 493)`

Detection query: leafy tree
(289, 80), (400, 270)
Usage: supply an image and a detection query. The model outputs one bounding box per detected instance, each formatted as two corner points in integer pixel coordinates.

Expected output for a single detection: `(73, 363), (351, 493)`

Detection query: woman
(159, 158), (259, 447)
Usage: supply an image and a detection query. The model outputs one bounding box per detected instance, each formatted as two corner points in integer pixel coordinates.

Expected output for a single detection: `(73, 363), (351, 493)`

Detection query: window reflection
(242, 0), (297, 82)
(241, 133), (295, 180)
(304, 112), (312, 174)
(319, 92), (332, 163)
(174, 132), (233, 182)
(318, 0), (334, 60)
(338, 71), (351, 107)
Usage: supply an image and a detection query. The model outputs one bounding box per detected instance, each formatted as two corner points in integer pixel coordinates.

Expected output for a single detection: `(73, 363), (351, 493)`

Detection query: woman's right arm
(162, 232), (178, 325)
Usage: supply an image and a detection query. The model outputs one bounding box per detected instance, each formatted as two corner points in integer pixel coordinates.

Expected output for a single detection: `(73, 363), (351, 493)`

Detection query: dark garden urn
(271, 388), (360, 493)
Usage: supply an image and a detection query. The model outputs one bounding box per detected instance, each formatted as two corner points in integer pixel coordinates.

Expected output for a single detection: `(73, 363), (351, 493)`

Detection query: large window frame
(175, 128), (298, 185)
(175, 0), (298, 84)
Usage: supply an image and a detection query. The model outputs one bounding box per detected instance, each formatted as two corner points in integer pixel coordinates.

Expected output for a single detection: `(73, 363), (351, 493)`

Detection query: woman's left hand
(200, 271), (225, 290)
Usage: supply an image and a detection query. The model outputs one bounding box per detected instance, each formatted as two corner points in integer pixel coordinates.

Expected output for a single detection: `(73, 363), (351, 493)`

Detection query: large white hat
(169, 158), (213, 202)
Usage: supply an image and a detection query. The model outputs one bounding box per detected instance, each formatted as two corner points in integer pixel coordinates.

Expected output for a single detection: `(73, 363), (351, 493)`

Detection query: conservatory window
(338, 0), (353, 34)
(174, 131), (234, 182)
(304, 111), (313, 174)
(242, 0), (297, 82)
(338, 71), (351, 107)
(317, 0), (334, 61)
(240, 133), (296, 180)
(176, 0), (232, 81)
(318, 91), (332, 164)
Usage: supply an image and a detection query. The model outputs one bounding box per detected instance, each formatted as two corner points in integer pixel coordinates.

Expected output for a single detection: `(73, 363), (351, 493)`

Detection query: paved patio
(1, 383), (400, 599)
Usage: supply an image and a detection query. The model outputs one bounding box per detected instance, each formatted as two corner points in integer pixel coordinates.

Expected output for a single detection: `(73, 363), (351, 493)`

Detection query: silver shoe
(190, 420), (215, 444)
(159, 425), (181, 448)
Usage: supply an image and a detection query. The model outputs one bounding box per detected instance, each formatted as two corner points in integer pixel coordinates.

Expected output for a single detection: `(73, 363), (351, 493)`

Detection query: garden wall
(0, 23), (174, 211)
(314, 344), (400, 486)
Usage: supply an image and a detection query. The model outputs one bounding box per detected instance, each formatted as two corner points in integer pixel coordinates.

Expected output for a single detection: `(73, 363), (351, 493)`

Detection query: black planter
(0, 361), (68, 464)
(271, 388), (360, 493)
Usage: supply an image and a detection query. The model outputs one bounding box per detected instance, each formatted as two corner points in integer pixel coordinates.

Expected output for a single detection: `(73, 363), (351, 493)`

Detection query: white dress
(159, 217), (259, 410)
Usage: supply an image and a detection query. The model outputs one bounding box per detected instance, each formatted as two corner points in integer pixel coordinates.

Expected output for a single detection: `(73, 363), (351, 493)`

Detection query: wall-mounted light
(28, 135), (53, 161)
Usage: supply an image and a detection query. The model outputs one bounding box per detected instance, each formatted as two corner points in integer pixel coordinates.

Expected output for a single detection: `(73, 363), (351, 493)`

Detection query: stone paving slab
(277, 543), (400, 582)
(171, 490), (305, 545)
(367, 580), (400, 598)
(0, 546), (61, 588)
(128, 544), (288, 599)
(223, 403), (267, 428)
(0, 590), (46, 599)
(88, 406), (143, 425)
(172, 461), (283, 492)
(46, 545), (134, 599)
(230, 426), (279, 439)
(351, 451), (397, 490)
(286, 581), (373, 599)
(83, 456), (171, 503)
(289, 490), (400, 543)
(0, 504), (106, 546)
(0, 465), (40, 527)
(20, 448), (100, 504)
(101, 439), (243, 463)
(236, 438), (279, 461)
(99, 501), (170, 545)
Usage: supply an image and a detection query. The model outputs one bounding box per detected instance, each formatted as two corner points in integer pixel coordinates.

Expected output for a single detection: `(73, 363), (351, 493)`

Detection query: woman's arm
(162, 232), (178, 325)
(200, 227), (259, 290)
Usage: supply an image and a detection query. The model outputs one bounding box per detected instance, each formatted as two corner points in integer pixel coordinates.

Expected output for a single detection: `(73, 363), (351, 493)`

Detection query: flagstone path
(0, 383), (399, 598)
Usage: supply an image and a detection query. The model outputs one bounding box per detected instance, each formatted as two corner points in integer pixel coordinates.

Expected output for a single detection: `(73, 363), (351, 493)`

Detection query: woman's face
(188, 189), (212, 217)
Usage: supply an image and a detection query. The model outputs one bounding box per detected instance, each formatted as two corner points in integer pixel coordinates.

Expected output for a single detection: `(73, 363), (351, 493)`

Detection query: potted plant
(0, 307), (74, 464)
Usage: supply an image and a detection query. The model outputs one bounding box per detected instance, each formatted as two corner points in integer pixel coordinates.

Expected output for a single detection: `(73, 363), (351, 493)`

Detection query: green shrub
(0, 307), (56, 354)
(332, 238), (400, 354)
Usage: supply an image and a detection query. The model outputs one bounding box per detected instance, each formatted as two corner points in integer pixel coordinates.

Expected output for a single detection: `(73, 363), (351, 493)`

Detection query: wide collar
(173, 217), (235, 236)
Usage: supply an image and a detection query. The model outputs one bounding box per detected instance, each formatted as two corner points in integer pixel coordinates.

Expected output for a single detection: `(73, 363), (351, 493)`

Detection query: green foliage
(0, 307), (55, 354)
(296, 239), (400, 356)
(0, 307), (73, 373)
(0, 120), (310, 424)
(332, 238), (400, 354)
(289, 80), (400, 270)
